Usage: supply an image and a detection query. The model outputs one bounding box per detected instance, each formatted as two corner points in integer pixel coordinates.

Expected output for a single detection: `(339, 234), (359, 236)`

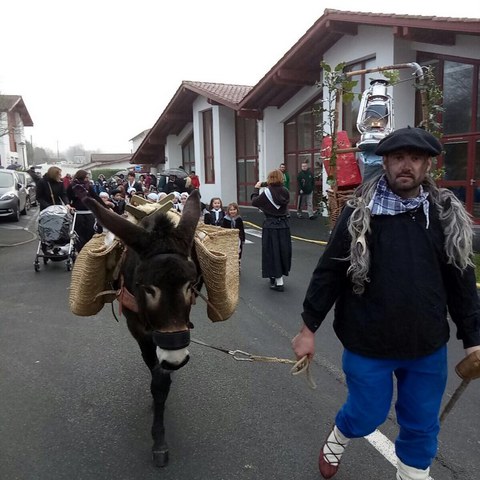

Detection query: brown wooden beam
(141, 144), (161, 154)
(273, 68), (318, 86)
(148, 135), (166, 146)
(237, 109), (263, 120)
(207, 99), (222, 106)
(394, 26), (455, 45)
(325, 20), (358, 36)
(164, 112), (192, 122)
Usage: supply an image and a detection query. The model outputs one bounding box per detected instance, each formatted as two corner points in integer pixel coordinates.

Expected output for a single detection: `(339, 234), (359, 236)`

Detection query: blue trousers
(335, 347), (447, 470)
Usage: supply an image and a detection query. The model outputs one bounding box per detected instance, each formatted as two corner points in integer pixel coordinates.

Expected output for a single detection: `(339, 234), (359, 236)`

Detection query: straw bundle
(194, 223), (239, 322)
(69, 233), (123, 316)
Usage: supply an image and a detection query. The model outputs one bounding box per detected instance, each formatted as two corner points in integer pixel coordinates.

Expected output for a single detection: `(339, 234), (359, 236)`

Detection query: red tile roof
(0, 95), (34, 126)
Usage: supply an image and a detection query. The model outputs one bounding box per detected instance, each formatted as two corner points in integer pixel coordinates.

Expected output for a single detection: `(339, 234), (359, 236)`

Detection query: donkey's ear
(82, 197), (150, 252)
(177, 190), (201, 245)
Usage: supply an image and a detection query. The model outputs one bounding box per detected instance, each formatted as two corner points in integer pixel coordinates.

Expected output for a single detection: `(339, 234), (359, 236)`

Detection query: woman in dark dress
(251, 169), (292, 292)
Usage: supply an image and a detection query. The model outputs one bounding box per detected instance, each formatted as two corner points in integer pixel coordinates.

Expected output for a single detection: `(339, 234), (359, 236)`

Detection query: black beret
(375, 126), (442, 156)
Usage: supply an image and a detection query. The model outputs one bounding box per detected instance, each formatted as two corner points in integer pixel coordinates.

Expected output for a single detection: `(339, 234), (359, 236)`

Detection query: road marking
(245, 228), (262, 238)
(0, 224), (24, 230)
(364, 430), (434, 479)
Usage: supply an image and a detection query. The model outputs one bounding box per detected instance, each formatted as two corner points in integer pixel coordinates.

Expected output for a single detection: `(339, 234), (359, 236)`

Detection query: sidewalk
(241, 206), (331, 244)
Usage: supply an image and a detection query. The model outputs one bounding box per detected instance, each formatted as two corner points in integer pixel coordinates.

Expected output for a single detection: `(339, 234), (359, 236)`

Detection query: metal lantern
(356, 79), (394, 150)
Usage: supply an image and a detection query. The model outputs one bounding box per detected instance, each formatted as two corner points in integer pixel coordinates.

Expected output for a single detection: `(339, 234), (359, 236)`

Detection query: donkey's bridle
(152, 329), (191, 350)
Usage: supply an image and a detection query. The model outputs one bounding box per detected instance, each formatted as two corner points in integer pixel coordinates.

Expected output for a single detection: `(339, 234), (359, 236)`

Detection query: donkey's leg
(150, 366), (172, 467)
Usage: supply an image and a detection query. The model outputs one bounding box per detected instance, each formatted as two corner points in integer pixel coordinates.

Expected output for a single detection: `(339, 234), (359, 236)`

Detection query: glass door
(440, 135), (480, 222)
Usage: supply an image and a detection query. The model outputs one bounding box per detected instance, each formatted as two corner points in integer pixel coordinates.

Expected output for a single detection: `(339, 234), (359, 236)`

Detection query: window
(284, 96), (323, 208)
(203, 110), (214, 184)
(182, 134), (195, 173)
(417, 52), (480, 134)
(443, 61), (473, 134)
(236, 117), (258, 205)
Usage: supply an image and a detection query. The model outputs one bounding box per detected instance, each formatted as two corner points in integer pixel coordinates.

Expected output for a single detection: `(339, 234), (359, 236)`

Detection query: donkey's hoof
(152, 448), (169, 467)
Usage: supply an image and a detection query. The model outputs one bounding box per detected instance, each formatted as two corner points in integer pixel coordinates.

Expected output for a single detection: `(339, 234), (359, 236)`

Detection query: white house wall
(414, 34), (480, 60)
(165, 134), (182, 170)
(0, 111), (24, 167)
(258, 84), (321, 182)
(191, 97), (237, 206)
(163, 123), (193, 176)
(0, 112), (8, 167)
(215, 105), (237, 206)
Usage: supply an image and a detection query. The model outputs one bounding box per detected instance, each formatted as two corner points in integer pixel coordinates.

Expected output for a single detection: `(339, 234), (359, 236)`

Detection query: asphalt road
(0, 207), (479, 480)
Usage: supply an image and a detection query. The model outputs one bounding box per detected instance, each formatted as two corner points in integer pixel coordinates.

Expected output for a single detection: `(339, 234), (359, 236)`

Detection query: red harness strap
(117, 274), (139, 315)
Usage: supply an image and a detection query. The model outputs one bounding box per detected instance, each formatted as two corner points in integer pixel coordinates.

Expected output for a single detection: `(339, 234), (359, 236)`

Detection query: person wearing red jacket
(189, 170), (200, 190)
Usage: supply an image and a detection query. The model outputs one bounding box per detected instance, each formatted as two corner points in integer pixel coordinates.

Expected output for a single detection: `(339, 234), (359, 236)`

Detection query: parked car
(16, 170), (37, 207)
(0, 170), (28, 221)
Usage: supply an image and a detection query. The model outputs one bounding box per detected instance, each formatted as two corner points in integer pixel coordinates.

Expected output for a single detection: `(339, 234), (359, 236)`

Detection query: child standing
(221, 202), (246, 268)
(204, 197), (226, 226)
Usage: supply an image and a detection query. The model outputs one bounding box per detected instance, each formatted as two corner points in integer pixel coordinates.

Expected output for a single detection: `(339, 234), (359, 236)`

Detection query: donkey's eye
(143, 286), (156, 296)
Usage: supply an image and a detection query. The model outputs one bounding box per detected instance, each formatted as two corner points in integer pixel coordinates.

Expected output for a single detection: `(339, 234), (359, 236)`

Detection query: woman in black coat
(251, 169), (292, 292)
(29, 166), (70, 211)
(67, 169), (102, 252)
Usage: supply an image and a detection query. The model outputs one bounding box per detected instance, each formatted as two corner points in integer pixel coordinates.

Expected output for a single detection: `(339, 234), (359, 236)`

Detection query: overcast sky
(1, 1), (479, 154)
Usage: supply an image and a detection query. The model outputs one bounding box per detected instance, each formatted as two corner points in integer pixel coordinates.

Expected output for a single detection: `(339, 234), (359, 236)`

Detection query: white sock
(323, 425), (350, 465)
(275, 276), (284, 286)
(396, 458), (430, 480)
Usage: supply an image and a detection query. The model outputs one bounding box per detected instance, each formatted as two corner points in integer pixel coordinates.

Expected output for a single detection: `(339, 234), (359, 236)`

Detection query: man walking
(296, 160), (315, 219)
(292, 127), (480, 480)
(279, 163), (290, 190)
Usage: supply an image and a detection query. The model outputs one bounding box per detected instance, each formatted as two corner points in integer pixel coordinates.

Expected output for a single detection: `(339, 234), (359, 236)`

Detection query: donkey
(82, 190), (201, 467)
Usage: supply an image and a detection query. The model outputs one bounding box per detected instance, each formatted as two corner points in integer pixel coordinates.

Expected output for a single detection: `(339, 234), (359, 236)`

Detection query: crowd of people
(27, 165), (248, 264)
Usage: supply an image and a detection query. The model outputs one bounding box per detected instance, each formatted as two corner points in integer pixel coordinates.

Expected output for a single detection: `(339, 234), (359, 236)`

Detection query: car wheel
(21, 197), (30, 215)
(11, 204), (20, 222)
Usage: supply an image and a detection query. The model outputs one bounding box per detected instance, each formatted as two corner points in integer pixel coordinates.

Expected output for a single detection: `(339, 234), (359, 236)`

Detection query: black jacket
(251, 184), (290, 216)
(204, 208), (226, 226)
(32, 173), (69, 211)
(221, 216), (246, 243)
(302, 203), (480, 359)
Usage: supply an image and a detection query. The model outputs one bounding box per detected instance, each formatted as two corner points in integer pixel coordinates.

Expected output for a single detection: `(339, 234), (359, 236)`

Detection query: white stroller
(34, 205), (77, 272)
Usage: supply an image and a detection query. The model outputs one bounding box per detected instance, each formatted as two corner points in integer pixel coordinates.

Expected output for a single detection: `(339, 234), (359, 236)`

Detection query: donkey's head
(83, 190), (201, 370)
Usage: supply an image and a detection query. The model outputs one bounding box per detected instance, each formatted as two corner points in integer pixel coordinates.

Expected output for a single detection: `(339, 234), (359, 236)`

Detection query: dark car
(0, 170), (28, 221)
(16, 171), (37, 208)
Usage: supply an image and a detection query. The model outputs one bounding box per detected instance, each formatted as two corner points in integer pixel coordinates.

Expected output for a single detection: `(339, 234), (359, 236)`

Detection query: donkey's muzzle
(152, 330), (191, 350)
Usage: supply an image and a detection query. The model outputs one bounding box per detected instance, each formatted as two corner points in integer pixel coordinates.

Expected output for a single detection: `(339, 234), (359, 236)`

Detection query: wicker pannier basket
(327, 188), (355, 230)
(194, 223), (239, 322)
(69, 233), (123, 316)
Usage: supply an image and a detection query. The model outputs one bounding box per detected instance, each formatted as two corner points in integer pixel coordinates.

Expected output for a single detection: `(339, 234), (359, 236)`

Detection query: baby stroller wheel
(34, 261), (40, 272)
(43, 257), (49, 264)
(66, 260), (72, 271)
